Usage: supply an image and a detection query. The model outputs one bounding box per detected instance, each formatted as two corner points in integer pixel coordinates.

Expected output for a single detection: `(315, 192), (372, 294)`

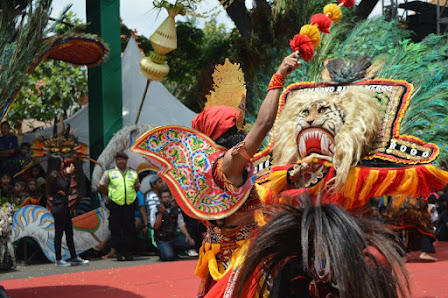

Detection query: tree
(163, 18), (236, 112)
(7, 59), (87, 127)
(6, 11), (88, 128)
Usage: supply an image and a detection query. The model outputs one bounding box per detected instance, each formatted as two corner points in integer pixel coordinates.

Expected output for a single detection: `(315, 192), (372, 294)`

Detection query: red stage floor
(1, 241), (448, 297)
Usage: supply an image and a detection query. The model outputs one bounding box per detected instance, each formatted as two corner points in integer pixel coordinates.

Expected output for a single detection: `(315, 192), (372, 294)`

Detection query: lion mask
(272, 86), (381, 190)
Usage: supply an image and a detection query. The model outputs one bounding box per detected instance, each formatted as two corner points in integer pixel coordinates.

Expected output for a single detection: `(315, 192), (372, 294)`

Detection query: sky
(51, 0), (243, 38)
(51, 0), (385, 39)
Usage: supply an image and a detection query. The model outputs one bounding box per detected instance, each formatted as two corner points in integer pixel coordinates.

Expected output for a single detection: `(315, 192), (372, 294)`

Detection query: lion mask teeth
(297, 128), (336, 159)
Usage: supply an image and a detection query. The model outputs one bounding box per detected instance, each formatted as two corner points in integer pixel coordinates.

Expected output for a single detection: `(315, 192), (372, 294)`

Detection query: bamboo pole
(135, 79), (151, 124)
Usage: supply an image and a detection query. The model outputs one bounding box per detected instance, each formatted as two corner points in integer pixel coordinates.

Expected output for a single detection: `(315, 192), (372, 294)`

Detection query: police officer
(98, 151), (140, 261)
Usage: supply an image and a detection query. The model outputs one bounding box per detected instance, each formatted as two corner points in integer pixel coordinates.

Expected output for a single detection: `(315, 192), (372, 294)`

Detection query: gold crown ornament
(205, 58), (248, 131)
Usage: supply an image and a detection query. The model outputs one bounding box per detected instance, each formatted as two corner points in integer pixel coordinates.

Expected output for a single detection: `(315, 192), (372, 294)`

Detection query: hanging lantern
(140, 6), (181, 81)
(149, 10), (178, 55)
(140, 51), (170, 82)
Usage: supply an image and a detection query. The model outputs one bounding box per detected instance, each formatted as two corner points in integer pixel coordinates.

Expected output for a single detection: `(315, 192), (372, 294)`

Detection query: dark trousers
(156, 235), (192, 261)
(52, 205), (76, 261)
(420, 234), (436, 253)
(109, 202), (135, 258)
(182, 211), (205, 252)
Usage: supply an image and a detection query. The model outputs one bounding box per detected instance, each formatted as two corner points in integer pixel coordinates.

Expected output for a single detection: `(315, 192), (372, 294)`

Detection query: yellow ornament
(205, 58), (247, 131)
(299, 24), (321, 48)
(323, 3), (342, 23)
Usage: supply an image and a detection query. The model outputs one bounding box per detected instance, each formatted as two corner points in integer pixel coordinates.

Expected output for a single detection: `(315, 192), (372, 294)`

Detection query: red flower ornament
(338, 0), (355, 8)
(289, 34), (315, 62)
(310, 14), (332, 34)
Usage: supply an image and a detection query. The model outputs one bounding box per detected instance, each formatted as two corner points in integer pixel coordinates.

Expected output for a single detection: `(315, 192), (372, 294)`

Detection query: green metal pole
(86, 0), (123, 162)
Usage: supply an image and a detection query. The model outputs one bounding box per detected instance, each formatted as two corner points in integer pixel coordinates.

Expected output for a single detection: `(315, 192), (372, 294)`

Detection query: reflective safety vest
(108, 168), (138, 206)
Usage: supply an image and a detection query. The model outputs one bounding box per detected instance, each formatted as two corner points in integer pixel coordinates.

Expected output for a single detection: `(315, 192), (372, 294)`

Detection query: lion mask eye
(302, 109), (310, 116)
(318, 106), (330, 114)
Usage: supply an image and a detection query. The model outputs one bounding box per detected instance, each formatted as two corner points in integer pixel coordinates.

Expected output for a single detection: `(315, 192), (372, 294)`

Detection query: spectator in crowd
(28, 164), (45, 180)
(135, 190), (149, 235)
(27, 178), (42, 205)
(17, 142), (31, 170)
(98, 151), (140, 261)
(46, 155), (89, 267)
(0, 121), (18, 175)
(0, 173), (13, 200)
(436, 195), (448, 241)
(181, 209), (204, 255)
(428, 203), (439, 227)
(150, 189), (195, 261)
(12, 180), (28, 207)
(144, 175), (166, 224)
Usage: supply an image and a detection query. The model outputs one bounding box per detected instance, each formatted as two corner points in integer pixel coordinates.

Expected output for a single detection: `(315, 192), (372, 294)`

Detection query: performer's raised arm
(222, 51), (301, 186)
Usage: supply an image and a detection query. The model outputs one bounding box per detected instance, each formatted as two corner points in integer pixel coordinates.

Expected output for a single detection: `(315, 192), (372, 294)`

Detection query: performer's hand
(276, 51), (301, 77)
(66, 163), (75, 174)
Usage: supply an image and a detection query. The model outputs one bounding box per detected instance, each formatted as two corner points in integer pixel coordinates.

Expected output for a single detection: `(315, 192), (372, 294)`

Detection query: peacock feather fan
(376, 34), (448, 167)
(251, 17), (448, 166)
(0, 0), (108, 121)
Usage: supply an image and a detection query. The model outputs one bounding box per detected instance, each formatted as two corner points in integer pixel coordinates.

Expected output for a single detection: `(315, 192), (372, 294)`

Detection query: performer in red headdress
(132, 52), (301, 297)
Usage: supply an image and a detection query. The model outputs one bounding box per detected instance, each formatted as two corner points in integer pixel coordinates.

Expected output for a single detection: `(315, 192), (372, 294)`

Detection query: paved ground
(0, 252), (196, 281)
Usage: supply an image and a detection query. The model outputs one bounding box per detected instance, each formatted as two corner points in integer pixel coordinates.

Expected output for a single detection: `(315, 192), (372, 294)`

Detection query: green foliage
(0, 0), (52, 116)
(162, 19), (235, 112)
(121, 22), (153, 53)
(7, 59), (87, 126)
(4, 8), (89, 126)
(235, 0), (360, 124)
(53, 10), (88, 35)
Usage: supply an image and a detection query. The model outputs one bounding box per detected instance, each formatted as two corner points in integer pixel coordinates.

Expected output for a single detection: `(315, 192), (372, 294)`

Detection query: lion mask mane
(272, 86), (381, 191)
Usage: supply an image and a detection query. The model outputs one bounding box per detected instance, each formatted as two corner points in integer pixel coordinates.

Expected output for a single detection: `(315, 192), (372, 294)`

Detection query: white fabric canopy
(122, 36), (197, 127)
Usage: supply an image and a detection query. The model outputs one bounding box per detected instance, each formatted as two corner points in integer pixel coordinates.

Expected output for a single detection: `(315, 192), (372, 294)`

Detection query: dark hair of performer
(232, 196), (410, 298)
(214, 125), (246, 150)
(46, 155), (88, 266)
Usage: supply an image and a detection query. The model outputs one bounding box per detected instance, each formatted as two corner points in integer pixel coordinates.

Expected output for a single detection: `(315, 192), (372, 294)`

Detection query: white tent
(122, 36), (197, 127)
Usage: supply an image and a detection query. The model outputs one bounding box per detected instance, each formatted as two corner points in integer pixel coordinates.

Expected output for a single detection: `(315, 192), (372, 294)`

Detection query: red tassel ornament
(338, 0), (355, 8)
(310, 14), (332, 34)
(289, 34), (315, 62)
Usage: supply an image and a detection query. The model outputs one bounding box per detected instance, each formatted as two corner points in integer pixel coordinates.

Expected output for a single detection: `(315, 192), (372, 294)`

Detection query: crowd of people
(97, 151), (200, 262)
(0, 119), (202, 265)
(0, 121), (47, 209)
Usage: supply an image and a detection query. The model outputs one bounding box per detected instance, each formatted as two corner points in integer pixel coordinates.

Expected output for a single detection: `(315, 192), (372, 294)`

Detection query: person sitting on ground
(12, 180), (28, 207)
(0, 173), (13, 201)
(150, 188), (195, 261)
(180, 209), (204, 256)
(27, 163), (46, 181)
(27, 178), (42, 205)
